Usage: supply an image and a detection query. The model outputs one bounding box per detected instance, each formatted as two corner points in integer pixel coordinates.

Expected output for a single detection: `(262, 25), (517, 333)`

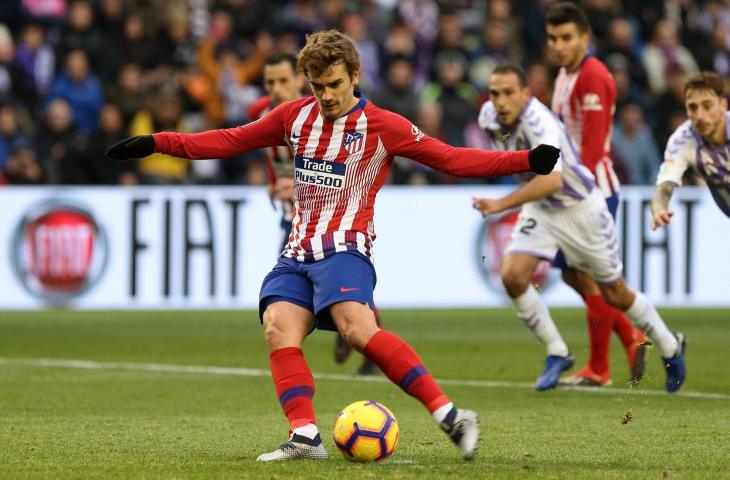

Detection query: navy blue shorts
(553, 191), (620, 270)
(259, 252), (377, 331)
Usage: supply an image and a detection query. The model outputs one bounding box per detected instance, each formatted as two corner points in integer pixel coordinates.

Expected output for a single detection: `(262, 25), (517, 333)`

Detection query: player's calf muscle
(599, 282), (635, 311)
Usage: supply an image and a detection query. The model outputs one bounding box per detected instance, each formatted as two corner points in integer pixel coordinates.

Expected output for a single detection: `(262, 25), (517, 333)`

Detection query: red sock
(612, 310), (640, 349)
(269, 347), (316, 432)
(584, 295), (616, 374)
(364, 330), (449, 413)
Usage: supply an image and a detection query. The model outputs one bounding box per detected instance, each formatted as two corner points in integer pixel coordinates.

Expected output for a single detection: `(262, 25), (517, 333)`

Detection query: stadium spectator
(521, 0), (555, 63)
(380, 21), (419, 83)
(611, 103), (661, 185)
(642, 19), (699, 95)
(469, 20), (520, 93)
(88, 103), (138, 185)
(129, 93), (190, 184)
(340, 13), (380, 93)
(0, 23), (20, 103)
(118, 14), (157, 70)
(95, 0), (127, 83)
(154, 5), (198, 72)
(599, 17), (648, 89)
(213, 0), (270, 42)
(708, 22), (730, 76)
(105, 63), (147, 124)
(196, 11), (270, 125)
(19, 0), (67, 27)
(45, 49), (104, 134)
(653, 68), (690, 149)
(372, 55), (419, 122)
(525, 63), (553, 106)
(0, 0), (723, 187)
(37, 98), (90, 184)
(373, 56), (424, 185)
(0, 102), (35, 154)
(610, 62), (654, 137)
(56, 0), (104, 73)
(2, 139), (43, 184)
(421, 50), (479, 148)
(431, 10), (470, 80)
(13, 23), (55, 102)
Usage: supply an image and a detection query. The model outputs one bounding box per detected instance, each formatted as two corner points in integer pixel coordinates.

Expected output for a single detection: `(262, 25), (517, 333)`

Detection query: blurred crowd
(0, 0), (728, 186)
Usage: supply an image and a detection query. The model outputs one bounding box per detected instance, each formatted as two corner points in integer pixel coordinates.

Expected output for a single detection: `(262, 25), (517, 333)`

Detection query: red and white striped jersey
(552, 56), (620, 197)
(154, 94), (531, 263)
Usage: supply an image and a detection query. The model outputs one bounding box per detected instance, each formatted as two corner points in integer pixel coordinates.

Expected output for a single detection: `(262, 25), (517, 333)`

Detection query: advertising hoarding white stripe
(0, 186), (728, 309)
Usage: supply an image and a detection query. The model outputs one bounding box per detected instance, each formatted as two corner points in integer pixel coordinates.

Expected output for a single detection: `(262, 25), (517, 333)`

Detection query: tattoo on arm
(652, 181), (676, 215)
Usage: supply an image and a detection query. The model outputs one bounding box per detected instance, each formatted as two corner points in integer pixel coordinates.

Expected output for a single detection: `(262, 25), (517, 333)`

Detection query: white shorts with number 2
(505, 189), (623, 284)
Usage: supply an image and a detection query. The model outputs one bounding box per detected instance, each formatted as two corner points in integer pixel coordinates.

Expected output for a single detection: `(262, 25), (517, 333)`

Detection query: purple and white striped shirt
(478, 97), (596, 210)
(658, 112), (730, 217)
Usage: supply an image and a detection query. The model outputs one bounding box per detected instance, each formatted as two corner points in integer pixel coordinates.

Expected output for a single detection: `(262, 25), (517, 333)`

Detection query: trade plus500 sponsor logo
(11, 200), (108, 302)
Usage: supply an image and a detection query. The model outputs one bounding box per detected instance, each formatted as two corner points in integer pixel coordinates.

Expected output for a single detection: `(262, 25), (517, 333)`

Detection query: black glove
(106, 135), (155, 161)
(528, 144), (560, 175)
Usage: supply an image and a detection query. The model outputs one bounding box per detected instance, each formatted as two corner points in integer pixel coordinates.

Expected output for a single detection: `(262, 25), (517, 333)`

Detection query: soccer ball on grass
(333, 400), (399, 462)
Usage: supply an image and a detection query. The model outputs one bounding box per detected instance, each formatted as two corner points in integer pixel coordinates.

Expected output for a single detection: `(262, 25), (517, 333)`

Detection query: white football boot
(256, 433), (329, 462)
(440, 408), (480, 460)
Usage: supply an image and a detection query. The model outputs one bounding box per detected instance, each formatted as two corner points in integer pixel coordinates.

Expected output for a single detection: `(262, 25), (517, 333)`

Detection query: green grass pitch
(1, 308), (729, 479)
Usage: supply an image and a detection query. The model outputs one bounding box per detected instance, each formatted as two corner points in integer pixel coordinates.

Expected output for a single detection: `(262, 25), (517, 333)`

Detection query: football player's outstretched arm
(473, 171), (563, 216)
(651, 181), (677, 230)
(106, 104), (288, 161)
(652, 125), (693, 230)
(381, 111), (560, 177)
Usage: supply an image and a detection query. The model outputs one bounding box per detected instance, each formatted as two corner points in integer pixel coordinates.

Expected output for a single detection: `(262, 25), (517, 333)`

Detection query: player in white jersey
(472, 64), (686, 392)
(652, 71), (730, 226)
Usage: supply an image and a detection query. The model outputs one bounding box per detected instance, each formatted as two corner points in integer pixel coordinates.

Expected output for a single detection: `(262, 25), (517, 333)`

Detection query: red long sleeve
(574, 67), (615, 174)
(380, 110), (531, 177)
(152, 103), (288, 159)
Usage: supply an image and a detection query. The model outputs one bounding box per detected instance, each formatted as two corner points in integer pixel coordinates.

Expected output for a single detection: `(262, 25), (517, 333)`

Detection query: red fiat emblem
(12, 200), (107, 301)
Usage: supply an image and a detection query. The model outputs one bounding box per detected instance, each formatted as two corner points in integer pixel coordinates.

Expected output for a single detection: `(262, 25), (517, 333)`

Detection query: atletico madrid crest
(343, 131), (364, 154)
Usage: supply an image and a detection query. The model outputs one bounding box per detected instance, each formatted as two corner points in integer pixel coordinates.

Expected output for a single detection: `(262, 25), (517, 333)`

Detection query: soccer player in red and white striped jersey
(546, 2), (646, 387)
(251, 52), (379, 376)
(107, 30), (560, 462)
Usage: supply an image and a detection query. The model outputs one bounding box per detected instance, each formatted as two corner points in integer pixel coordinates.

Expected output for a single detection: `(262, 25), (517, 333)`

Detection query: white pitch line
(1, 357), (728, 400)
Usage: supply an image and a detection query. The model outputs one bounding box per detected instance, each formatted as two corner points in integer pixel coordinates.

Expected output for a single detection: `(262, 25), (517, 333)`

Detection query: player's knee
(331, 304), (377, 351)
(501, 269), (529, 298)
(262, 310), (287, 349)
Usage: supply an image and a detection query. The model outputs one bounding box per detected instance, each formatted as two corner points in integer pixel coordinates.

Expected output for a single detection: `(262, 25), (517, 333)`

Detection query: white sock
(512, 285), (570, 357)
(625, 291), (678, 358)
(431, 402), (454, 424)
(292, 423), (319, 441)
